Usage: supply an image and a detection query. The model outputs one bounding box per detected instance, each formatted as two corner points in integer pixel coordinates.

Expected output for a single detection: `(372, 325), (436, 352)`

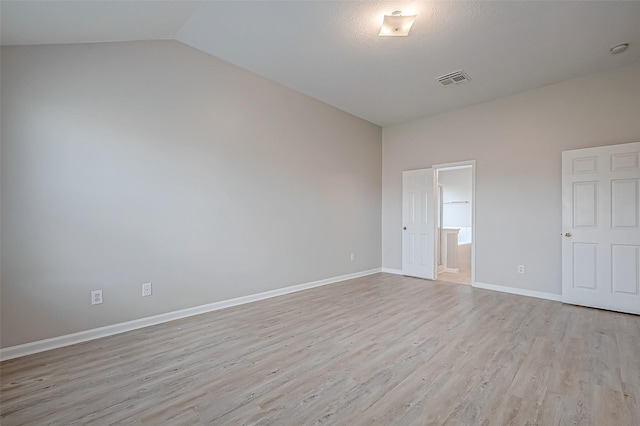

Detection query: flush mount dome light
(379, 11), (417, 37)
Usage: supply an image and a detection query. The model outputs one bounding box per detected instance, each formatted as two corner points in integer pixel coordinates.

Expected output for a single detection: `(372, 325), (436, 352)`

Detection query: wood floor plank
(1, 273), (639, 425)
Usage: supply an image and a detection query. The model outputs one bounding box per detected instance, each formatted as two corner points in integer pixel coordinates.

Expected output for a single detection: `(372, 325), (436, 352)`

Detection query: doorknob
(564, 232), (572, 237)
(403, 227), (407, 230)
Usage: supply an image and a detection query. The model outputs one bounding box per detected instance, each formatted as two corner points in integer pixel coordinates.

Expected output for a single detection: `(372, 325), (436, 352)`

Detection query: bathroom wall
(439, 167), (472, 244)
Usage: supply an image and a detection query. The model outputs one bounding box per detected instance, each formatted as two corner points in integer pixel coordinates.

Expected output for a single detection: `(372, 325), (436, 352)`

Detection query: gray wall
(383, 63), (640, 295)
(1, 41), (382, 348)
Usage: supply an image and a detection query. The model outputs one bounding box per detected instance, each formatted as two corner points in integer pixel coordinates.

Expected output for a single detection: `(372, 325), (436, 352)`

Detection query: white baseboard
(473, 281), (562, 302)
(0, 268), (382, 361)
(377, 271), (561, 303)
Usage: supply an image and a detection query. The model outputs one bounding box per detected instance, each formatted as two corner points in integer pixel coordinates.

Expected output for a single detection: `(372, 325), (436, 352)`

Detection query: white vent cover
(436, 70), (471, 87)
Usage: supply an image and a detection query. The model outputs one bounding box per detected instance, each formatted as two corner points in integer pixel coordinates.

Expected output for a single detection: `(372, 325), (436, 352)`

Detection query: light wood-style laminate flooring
(437, 270), (471, 285)
(1, 273), (639, 425)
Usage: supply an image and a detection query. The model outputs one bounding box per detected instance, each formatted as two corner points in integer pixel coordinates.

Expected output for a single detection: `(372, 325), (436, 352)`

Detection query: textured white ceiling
(2, 1), (640, 126)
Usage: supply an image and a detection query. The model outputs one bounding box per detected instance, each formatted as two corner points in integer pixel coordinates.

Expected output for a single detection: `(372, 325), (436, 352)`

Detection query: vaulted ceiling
(2, 1), (639, 126)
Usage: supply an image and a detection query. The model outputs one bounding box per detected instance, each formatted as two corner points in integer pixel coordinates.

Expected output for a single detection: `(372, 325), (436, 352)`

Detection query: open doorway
(435, 162), (474, 285)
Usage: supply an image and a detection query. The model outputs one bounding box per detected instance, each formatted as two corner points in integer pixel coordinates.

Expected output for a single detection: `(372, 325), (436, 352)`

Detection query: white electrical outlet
(91, 290), (103, 305)
(517, 265), (525, 274)
(142, 283), (152, 297)
(350, 253), (355, 262)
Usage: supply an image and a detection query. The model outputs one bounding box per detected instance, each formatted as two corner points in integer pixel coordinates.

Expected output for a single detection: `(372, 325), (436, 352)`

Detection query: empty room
(1, 1), (639, 425)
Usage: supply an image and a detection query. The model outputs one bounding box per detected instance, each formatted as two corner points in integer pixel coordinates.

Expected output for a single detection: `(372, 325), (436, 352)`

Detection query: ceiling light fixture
(610, 43), (629, 54)
(379, 11), (417, 37)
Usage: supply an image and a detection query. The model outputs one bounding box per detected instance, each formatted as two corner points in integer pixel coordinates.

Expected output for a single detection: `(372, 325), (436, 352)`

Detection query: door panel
(612, 179), (638, 228)
(611, 245), (639, 295)
(573, 182), (598, 227)
(573, 243), (597, 289)
(402, 169), (435, 279)
(562, 142), (640, 314)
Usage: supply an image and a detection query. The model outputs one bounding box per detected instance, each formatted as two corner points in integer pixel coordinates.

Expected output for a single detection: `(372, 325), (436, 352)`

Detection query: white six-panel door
(402, 169), (436, 279)
(562, 142), (640, 314)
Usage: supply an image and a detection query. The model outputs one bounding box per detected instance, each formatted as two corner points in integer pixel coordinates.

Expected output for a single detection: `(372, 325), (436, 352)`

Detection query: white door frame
(433, 160), (476, 285)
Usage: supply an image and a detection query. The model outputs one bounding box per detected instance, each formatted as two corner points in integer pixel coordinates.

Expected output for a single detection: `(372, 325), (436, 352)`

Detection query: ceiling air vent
(436, 69), (471, 87)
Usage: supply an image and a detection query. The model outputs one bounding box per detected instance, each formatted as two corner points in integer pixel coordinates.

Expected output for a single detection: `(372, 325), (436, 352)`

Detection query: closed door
(562, 142), (640, 314)
(402, 168), (436, 279)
